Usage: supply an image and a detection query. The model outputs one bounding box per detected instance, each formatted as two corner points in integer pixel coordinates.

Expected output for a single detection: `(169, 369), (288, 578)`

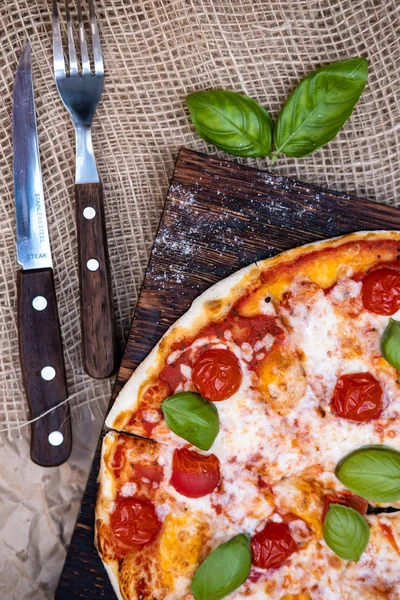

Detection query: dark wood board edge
(56, 148), (400, 599)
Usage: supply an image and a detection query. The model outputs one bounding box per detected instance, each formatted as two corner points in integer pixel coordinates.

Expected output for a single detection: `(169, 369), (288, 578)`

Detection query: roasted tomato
(330, 372), (383, 422)
(170, 447), (220, 498)
(192, 349), (242, 401)
(110, 495), (160, 546)
(251, 522), (297, 569)
(362, 268), (400, 315)
(322, 492), (368, 521)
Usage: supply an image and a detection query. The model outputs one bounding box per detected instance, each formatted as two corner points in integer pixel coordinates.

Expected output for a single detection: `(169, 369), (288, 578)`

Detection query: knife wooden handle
(18, 268), (72, 467)
(75, 182), (117, 378)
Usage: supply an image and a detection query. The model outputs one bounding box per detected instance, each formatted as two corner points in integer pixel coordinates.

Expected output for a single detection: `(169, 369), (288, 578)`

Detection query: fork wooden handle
(75, 182), (117, 378)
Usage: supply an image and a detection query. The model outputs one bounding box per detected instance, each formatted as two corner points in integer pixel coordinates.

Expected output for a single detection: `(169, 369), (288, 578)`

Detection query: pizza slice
(96, 433), (400, 600)
(96, 431), (275, 600)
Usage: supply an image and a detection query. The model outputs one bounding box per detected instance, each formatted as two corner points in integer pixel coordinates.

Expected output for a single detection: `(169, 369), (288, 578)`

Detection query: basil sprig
(273, 57), (368, 161)
(336, 445), (400, 503)
(186, 57), (367, 162)
(186, 90), (273, 157)
(323, 505), (370, 561)
(191, 533), (251, 600)
(161, 391), (219, 450)
(381, 318), (400, 370)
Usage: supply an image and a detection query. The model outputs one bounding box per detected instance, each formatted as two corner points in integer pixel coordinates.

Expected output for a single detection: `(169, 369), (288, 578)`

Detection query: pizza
(96, 231), (400, 600)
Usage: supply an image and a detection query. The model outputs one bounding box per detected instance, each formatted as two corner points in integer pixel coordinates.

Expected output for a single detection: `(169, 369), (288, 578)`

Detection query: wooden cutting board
(56, 148), (400, 599)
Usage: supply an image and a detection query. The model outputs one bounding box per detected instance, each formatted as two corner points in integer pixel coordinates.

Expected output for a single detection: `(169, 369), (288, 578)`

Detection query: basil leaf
(273, 57), (368, 160)
(161, 392), (219, 450)
(186, 90), (273, 157)
(323, 505), (370, 561)
(336, 445), (400, 502)
(381, 318), (400, 369)
(191, 533), (251, 600)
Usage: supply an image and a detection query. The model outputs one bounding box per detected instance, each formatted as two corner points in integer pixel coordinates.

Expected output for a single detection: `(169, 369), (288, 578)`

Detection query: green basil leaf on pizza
(161, 391), (219, 450)
(191, 533), (251, 600)
(336, 445), (400, 502)
(323, 505), (370, 561)
(381, 318), (400, 370)
(186, 90), (273, 157)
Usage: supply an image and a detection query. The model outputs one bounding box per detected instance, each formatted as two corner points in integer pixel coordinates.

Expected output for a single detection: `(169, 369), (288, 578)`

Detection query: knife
(13, 42), (72, 467)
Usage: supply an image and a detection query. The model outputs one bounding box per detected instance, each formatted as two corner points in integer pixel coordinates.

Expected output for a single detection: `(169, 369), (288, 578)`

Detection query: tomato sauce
(379, 522), (400, 555)
(129, 407), (162, 437)
(159, 353), (189, 391)
(200, 313), (281, 348)
(112, 438), (126, 477)
(132, 462), (164, 484)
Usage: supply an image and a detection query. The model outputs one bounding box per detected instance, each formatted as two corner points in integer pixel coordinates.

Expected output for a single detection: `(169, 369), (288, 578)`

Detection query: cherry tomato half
(192, 349), (242, 401)
(110, 496), (160, 547)
(330, 372), (383, 422)
(362, 268), (400, 315)
(322, 492), (368, 521)
(251, 522), (297, 569)
(170, 447), (220, 498)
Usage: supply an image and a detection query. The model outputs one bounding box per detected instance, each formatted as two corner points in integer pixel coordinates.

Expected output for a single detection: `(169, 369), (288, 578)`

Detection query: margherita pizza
(96, 231), (400, 600)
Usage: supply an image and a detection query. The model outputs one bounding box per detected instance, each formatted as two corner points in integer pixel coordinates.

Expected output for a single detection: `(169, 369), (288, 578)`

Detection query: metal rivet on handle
(32, 296), (47, 311)
(48, 431), (64, 446)
(83, 206), (96, 219)
(87, 258), (99, 271)
(41, 366), (56, 381)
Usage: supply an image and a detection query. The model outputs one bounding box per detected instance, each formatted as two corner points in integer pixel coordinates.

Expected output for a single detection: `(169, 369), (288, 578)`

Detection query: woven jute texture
(0, 0), (399, 437)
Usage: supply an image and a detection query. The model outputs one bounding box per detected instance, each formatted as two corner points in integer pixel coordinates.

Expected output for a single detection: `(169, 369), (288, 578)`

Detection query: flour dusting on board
(147, 175), (351, 290)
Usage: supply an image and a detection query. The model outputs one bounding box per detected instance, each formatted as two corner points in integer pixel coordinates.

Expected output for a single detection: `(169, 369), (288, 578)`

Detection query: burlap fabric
(1, 0), (399, 435)
(0, 0), (399, 598)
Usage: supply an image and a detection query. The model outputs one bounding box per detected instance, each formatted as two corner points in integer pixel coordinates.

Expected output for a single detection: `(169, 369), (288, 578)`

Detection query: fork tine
(89, 0), (104, 76)
(76, 0), (91, 75)
(52, 0), (66, 78)
(65, 1), (78, 75)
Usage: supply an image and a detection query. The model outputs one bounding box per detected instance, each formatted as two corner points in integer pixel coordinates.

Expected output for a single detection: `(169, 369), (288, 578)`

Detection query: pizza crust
(95, 433), (124, 600)
(103, 562), (125, 600)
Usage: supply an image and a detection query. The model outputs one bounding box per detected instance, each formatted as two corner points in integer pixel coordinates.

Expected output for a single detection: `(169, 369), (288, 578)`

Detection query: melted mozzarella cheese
(280, 279), (340, 401)
(120, 482), (137, 497)
(213, 468), (273, 537)
(329, 277), (361, 304)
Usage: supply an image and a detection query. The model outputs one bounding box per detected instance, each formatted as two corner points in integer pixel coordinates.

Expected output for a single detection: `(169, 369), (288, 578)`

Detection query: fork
(52, 0), (117, 378)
